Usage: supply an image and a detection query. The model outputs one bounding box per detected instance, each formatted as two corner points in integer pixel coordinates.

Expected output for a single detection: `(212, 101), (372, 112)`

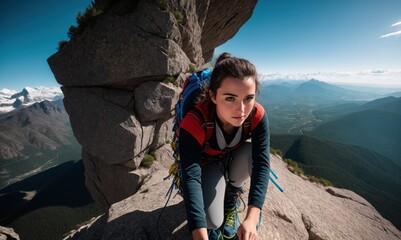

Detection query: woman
(180, 53), (270, 240)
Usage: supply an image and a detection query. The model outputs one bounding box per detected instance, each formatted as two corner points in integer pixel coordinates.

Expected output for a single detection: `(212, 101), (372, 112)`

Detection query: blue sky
(217, 0), (401, 86)
(1, 0), (400, 91)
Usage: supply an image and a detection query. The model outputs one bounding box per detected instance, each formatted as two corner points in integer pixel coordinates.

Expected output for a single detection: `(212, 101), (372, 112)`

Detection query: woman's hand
(237, 205), (260, 240)
(237, 219), (257, 240)
(192, 227), (208, 240)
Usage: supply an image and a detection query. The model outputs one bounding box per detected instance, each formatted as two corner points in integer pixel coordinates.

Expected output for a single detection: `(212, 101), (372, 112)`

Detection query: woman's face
(211, 76), (256, 133)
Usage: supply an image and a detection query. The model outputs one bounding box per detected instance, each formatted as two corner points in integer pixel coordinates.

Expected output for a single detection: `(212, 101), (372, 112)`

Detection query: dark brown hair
(206, 52), (259, 101)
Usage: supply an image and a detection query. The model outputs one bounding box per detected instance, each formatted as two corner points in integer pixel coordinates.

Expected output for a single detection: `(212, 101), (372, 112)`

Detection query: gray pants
(201, 141), (252, 229)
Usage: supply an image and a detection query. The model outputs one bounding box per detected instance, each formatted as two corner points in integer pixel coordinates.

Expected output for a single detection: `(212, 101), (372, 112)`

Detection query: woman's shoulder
(180, 102), (211, 145)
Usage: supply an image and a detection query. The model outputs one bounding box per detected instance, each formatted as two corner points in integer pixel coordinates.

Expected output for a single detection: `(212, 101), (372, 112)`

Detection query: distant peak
(0, 86), (64, 114)
(24, 86), (35, 91)
(306, 79), (324, 84)
(22, 86), (62, 94)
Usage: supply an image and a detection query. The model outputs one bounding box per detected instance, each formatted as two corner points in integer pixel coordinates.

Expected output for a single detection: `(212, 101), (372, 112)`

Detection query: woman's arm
(192, 228), (208, 240)
(237, 205), (260, 240)
(248, 112), (270, 208)
(238, 111), (270, 239)
(180, 128), (208, 232)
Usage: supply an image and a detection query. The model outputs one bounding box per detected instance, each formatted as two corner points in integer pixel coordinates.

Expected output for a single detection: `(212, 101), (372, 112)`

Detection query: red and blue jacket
(179, 99), (270, 231)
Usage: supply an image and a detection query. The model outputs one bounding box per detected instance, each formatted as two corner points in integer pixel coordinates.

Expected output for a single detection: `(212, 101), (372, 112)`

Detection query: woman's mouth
(232, 116), (245, 120)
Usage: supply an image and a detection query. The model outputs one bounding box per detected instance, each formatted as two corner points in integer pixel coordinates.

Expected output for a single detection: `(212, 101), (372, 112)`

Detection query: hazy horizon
(2, 79), (401, 96)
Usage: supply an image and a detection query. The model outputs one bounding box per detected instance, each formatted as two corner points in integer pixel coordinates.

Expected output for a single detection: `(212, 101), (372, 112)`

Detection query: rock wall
(47, 0), (257, 210)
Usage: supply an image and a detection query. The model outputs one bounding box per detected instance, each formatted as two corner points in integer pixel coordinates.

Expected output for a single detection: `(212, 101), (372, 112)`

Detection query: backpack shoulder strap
(241, 102), (265, 140)
(250, 102), (265, 130)
(180, 109), (206, 146)
(193, 99), (215, 143)
(179, 100), (214, 146)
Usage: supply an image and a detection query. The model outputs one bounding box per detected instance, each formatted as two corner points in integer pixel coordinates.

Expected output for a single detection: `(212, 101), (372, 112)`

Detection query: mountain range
(0, 87), (80, 189)
(1, 81), (400, 237)
(0, 99), (72, 160)
(259, 79), (383, 105)
(310, 96), (401, 161)
(258, 79), (401, 135)
(258, 80), (401, 229)
(0, 86), (63, 114)
(271, 134), (401, 230)
(0, 87), (91, 239)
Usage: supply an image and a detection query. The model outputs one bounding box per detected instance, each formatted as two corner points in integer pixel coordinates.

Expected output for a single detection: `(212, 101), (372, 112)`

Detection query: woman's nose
(236, 101), (245, 112)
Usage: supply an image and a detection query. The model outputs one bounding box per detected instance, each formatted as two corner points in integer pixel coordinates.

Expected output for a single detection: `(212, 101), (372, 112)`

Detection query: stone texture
(64, 155), (401, 240)
(87, 87), (135, 109)
(153, 144), (175, 169)
(134, 81), (179, 123)
(175, 0), (203, 65)
(48, 1), (190, 88)
(62, 87), (147, 165)
(0, 226), (19, 240)
(47, 0), (257, 88)
(62, 86), (176, 209)
(267, 155), (401, 240)
(82, 149), (142, 211)
(201, 0), (258, 61)
(150, 118), (175, 151)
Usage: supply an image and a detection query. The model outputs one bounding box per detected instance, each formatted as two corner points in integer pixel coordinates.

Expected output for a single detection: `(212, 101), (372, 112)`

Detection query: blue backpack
(165, 69), (212, 195)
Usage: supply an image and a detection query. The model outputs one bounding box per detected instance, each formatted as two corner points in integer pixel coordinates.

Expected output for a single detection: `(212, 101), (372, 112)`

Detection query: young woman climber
(179, 52), (270, 240)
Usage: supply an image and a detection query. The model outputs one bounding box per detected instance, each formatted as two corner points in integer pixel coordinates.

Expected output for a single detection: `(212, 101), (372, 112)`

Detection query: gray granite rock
(0, 226), (19, 240)
(134, 81), (178, 123)
(64, 155), (401, 240)
(62, 87), (145, 165)
(48, 1), (190, 88)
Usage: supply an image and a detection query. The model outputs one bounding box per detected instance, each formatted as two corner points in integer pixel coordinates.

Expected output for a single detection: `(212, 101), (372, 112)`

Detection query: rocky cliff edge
(64, 155), (401, 240)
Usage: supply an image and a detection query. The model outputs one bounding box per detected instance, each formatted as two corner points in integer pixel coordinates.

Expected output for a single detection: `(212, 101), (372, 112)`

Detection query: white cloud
(379, 30), (401, 38)
(261, 70), (401, 86)
(391, 21), (401, 27)
(379, 21), (401, 38)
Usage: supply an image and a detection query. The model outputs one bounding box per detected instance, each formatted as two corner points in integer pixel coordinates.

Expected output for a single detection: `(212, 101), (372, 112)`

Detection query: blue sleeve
(248, 112), (270, 208)
(179, 128), (207, 231)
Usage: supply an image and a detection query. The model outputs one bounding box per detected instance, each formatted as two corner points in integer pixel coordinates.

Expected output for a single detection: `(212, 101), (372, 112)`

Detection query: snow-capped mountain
(0, 86), (63, 113)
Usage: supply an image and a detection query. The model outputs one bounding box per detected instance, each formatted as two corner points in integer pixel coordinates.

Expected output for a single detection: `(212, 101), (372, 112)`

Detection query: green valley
(271, 134), (401, 230)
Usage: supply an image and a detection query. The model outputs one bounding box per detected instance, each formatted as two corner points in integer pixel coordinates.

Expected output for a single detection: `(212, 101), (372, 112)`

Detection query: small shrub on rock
(141, 153), (155, 168)
(173, 10), (184, 24)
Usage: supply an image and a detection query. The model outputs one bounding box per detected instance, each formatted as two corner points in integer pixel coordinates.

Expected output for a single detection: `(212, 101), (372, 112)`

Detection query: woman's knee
(202, 162), (226, 229)
(228, 141), (252, 187)
(206, 215), (224, 230)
